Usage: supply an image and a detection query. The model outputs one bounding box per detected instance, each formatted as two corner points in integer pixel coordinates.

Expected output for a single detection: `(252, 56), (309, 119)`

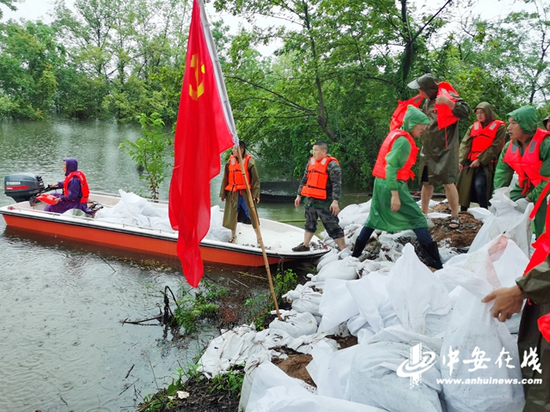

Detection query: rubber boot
(419, 241), (443, 269)
(352, 237), (369, 258)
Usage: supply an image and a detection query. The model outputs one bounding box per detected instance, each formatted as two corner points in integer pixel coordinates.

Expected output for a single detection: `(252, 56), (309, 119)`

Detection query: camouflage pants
(304, 205), (344, 240)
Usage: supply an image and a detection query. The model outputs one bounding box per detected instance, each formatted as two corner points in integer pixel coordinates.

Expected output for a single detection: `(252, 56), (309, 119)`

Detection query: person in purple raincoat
(45, 158), (93, 214)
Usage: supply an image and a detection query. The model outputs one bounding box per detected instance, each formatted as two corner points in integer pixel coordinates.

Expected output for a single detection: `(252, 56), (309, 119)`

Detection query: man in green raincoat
(408, 73), (470, 229)
(493, 106), (550, 238)
(351, 105), (443, 269)
(482, 256), (550, 411)
(457, 102), (506, 210)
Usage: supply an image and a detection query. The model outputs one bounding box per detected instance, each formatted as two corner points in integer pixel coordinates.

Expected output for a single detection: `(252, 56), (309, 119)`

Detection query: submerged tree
(119, 112), (173, 200)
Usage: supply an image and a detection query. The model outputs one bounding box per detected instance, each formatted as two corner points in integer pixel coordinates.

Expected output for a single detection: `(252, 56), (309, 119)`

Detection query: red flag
(169, 0), (235, 288)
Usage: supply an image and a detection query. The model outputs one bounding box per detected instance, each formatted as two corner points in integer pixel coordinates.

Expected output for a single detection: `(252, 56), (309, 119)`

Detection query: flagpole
(235, 149), (282, 321)
(198, 0), (281, 320)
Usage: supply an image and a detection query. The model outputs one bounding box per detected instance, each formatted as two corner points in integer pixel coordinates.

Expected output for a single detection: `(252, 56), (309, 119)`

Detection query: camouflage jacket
(297, 158), (342, 208)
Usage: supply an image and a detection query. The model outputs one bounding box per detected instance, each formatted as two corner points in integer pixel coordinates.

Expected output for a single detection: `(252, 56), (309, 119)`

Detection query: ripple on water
(0, 236), (199, 412)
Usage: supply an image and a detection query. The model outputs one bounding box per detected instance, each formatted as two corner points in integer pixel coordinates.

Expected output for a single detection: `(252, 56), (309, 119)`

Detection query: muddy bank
(139, 211), (485, 412)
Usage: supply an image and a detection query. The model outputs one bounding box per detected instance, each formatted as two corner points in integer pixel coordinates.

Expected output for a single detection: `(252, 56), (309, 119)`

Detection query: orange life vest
(502, 129), (550, 194)
(63, 171), (89, 203)
(225, 154), (251, 192)
(390, 94), (424, 131)
(372, 130), (419, 181)
(434, 82), (460, 130)
(468, 120), (506, 161)
(390, 82), (460, 133)
(521, 197), (550, 342)
(300, 156), (339, 200)
(36, 193), (58, 205)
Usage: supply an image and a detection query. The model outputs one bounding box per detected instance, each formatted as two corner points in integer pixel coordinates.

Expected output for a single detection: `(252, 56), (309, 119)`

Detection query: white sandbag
(426, 212), (452, 219)
(357, 200), (372, 214)
(417, 198), (440, 209)
(316, 248), (339, 271)
(245, 361), (385, 412)
(467, 207), (492, 223)
(307, 340), (360, 399)
(96, 189), (171, 230)
(312, 256), (359, 282)
(386, 244), (451, 334)
(346, 340), (444, 412)
(268, 310), (318, 338)
(204, 205), (232, 241)
(346, 272), (391, 334)
(438, 235), (525, 412)
(286, 333), (339, 354)
(443, 235), (528, 334)
(197, 324), (258, 377)
(283, 284), (322, 316)
(338, 204), (361, 227)
(347, 313), (371, 336)
(352, 212), (369, 225)
(357, 259), (394, 278)
(469, 187), (533, 256)
(197, 325), (294, 377)
(318, 278), (360, 333)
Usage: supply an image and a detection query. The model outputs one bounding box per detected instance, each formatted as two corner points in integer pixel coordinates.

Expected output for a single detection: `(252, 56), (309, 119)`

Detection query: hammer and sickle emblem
(189, 54), (205, 100)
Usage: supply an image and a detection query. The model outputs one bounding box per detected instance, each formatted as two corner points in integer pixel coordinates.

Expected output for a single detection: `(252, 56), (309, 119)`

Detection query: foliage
(244, 268), (298, 330)
(173, 281), (228, 334)
(137, 364), (244, 412)
(1, 0), (549, 188)
(209, 365), (245, 396)
(0, 20), (63, 118)
(119, 112), (173, 200)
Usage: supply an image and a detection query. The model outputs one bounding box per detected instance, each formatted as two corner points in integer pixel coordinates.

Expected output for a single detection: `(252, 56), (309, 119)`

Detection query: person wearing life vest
(351, 105), (443, 269)
(293, 141), (345, 252)
(45, 158), (94, 215)
(494, 106), (550, 238)
(219, 141), (260, 243)
(457, 102), (506, 210)
(407, 73), (471, 230)
(543, 115), (550, 132)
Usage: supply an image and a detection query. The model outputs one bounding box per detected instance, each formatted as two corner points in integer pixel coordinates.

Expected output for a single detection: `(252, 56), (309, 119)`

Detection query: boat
(260, 181), (299, 203)
(1, 173), (328, 267)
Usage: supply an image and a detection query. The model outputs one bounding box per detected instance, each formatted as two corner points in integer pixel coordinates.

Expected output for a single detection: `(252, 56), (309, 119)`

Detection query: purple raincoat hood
(64, 158), (78, 175)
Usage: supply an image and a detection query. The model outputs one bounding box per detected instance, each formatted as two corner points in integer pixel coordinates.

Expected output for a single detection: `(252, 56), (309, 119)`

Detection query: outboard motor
(4, 173), (45, 202)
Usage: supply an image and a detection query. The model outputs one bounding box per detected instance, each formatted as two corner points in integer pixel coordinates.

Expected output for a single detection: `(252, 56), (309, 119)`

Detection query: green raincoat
(457, 102), (507, 209)
(516, 256), (550, 411)
(219, 156), (260, 230)
(493, 106), (550, 237)
(414, 76), (471, 185)
(365, 106), (430, 231)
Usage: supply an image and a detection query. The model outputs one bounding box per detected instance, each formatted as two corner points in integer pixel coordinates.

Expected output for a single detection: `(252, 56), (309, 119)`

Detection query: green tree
(119, 112), (173, 200)
(53, 0), (190, 122)
(215, 0), (457, 189)
(0, 20), (62, 118)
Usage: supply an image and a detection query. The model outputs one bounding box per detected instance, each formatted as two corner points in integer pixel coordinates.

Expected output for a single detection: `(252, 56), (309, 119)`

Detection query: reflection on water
(0, 120), (369, 411)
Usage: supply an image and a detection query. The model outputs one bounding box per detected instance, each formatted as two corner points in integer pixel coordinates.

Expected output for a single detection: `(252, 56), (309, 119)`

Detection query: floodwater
(0, 119), (367, 412)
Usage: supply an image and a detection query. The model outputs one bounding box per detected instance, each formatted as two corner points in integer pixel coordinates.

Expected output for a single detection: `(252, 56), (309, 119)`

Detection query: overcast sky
(1, 0), (543, 59)
(2, 0), (539, 25)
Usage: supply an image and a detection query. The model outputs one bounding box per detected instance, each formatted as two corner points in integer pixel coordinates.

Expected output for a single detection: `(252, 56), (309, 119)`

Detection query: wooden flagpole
(235, 148), (282, 321)
(197, 0), (281, 321)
